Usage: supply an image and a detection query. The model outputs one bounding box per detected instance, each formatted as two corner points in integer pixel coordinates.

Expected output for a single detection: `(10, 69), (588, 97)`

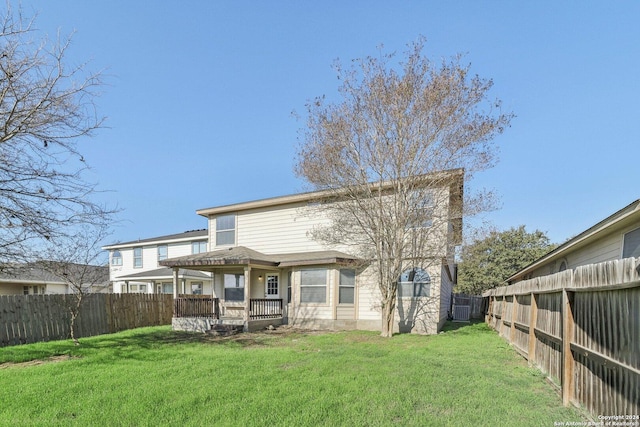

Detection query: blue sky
(20, 1), (640, 246)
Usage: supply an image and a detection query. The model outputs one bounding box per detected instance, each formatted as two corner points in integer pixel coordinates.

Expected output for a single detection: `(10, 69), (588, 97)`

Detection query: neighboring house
(102, 229), (213, 295)
(0, 263), (110, 295)
(507, 199), (640, 284)
(160, 170), (463, 334)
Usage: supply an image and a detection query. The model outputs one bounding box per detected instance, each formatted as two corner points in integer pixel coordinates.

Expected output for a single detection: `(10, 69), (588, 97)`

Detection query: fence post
(528, 292), (538, 366)
(562, 289), (575, 406)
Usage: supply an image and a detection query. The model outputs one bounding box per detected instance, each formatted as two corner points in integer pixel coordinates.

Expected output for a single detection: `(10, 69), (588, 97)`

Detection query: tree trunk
(380, 297), (396, 338)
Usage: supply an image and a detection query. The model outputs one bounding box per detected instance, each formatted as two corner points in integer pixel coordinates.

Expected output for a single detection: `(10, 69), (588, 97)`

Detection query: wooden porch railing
(174, 296), (220, 319)
(249, 299), (283, 319)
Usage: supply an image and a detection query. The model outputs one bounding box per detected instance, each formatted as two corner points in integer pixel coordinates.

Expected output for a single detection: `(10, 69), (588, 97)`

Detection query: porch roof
(159, 246), (360, 269)
(115, 267), (211, 281)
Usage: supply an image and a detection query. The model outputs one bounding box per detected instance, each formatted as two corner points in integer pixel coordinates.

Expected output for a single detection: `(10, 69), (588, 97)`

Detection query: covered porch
(160, 246), (360, 332)
(160, 246), (286, 332)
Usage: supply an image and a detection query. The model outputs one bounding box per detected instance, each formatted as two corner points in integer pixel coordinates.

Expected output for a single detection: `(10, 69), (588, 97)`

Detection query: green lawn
(0, 322), (586, 426)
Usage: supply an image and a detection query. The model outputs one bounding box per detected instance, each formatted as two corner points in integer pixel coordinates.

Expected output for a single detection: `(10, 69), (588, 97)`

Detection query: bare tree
(0, 3), (109, 263)
(295, 38), (513, 337)
(40, 223), (110, 345)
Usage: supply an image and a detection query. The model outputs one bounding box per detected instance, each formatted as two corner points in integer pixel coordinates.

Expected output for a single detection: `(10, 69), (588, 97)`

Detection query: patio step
(207, 323), (243, 337)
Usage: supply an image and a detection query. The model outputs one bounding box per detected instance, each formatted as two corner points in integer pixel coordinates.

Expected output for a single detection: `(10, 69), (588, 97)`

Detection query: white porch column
(172, 268), (179, 298)
(244, 266), (251, 323)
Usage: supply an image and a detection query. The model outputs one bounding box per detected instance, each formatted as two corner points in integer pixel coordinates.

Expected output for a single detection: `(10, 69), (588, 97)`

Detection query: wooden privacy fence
(452, 293), (484, 321)
(0, 293), (173, 347)
(484, 257), (640, 418)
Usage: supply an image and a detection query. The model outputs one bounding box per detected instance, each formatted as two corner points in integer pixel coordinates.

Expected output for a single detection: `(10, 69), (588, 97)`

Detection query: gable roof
(0, 262), (109, 285)
(102, 229), (208, 250)
(506, 199), (640, 283)
(196, 168), (464, 219)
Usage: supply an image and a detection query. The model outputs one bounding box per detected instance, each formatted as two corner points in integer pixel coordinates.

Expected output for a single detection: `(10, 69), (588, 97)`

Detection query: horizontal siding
(110, 241), (195, 279)
(236, 203), (331, 254)
(336, 306), (355, 320)
(356, 268), (382, 321)
(440, 264), (453, 322)
(569, 234), (620, 267)
(529, 222), (640, 278)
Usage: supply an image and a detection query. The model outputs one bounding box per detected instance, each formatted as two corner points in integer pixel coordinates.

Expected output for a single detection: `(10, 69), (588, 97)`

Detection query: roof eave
(506, 199), (640, 283)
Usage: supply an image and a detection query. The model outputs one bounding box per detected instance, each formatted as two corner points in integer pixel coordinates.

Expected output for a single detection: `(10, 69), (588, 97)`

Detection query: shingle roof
(102, 229), (208, 249)
(159, 246), (360, 269)
(0, 262), (109, 285)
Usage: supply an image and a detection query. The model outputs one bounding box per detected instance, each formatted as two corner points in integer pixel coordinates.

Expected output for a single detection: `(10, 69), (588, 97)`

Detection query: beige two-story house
(161, 170), (463, 334)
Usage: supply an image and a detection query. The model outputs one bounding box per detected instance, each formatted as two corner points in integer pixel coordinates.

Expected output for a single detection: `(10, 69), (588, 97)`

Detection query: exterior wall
(525, 222), (640, 280)
(395, 265), (443, 335)
(0, 283), (64, 295)
(47, 284), (69, 294)
(439, 264), (454, 329)
(0, 283), (45, 295)
(209, 202), (333, 253)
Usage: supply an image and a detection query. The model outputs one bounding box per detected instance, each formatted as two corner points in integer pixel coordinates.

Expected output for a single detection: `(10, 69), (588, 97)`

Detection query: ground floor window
(23, 285), (44, 295)
(129, 283), (148, 294)
(191, 282), (203, 295)
(300, 269), (327, 303)
(339, 269), (355, 304)
(156, 282), (173, 294)
(224, 273), (245, 301)
(398, 268), (431, 298)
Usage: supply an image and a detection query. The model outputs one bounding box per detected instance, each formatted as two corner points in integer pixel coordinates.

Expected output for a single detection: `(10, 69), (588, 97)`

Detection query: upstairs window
(157, 245), (168, 262)
(191, 241), (207, 254)
(111, 250), (123, 266)
(398, 268), (431, 298)
(408, 192), (434, 228)
(216, 214), (236, 246)
(133, 247), (143, 268)
(623, 227), (640, 258)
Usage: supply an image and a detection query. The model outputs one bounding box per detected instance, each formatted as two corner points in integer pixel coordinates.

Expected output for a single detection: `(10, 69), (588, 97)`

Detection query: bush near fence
(0, 293), (173, 347)
(484, 257), (640, 418)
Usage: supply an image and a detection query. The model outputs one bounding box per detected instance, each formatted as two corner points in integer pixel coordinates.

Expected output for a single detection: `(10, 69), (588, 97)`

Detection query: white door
(266, 274), (279, 299)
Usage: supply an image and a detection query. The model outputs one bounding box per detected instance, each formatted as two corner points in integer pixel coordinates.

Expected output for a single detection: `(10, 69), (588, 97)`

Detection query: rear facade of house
(160, 171), (463, 334)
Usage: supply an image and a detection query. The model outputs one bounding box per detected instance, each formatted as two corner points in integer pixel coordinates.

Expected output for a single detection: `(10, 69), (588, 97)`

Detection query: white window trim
(215, 214), (236, 247)
(133, 247), (143, 269)
(111, 250), (123, 266)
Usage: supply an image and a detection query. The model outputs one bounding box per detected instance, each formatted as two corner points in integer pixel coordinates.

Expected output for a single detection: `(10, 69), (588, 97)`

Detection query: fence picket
(0, 294), (173, 347)
(484, 256), (640, 418)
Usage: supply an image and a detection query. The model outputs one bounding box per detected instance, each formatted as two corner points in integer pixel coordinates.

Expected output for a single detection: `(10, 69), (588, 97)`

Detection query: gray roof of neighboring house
(115, 267), (211, 281)
(159, 246), (360, 269)
(0, 262), (109, 285)
(102, 229), (208, 250)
